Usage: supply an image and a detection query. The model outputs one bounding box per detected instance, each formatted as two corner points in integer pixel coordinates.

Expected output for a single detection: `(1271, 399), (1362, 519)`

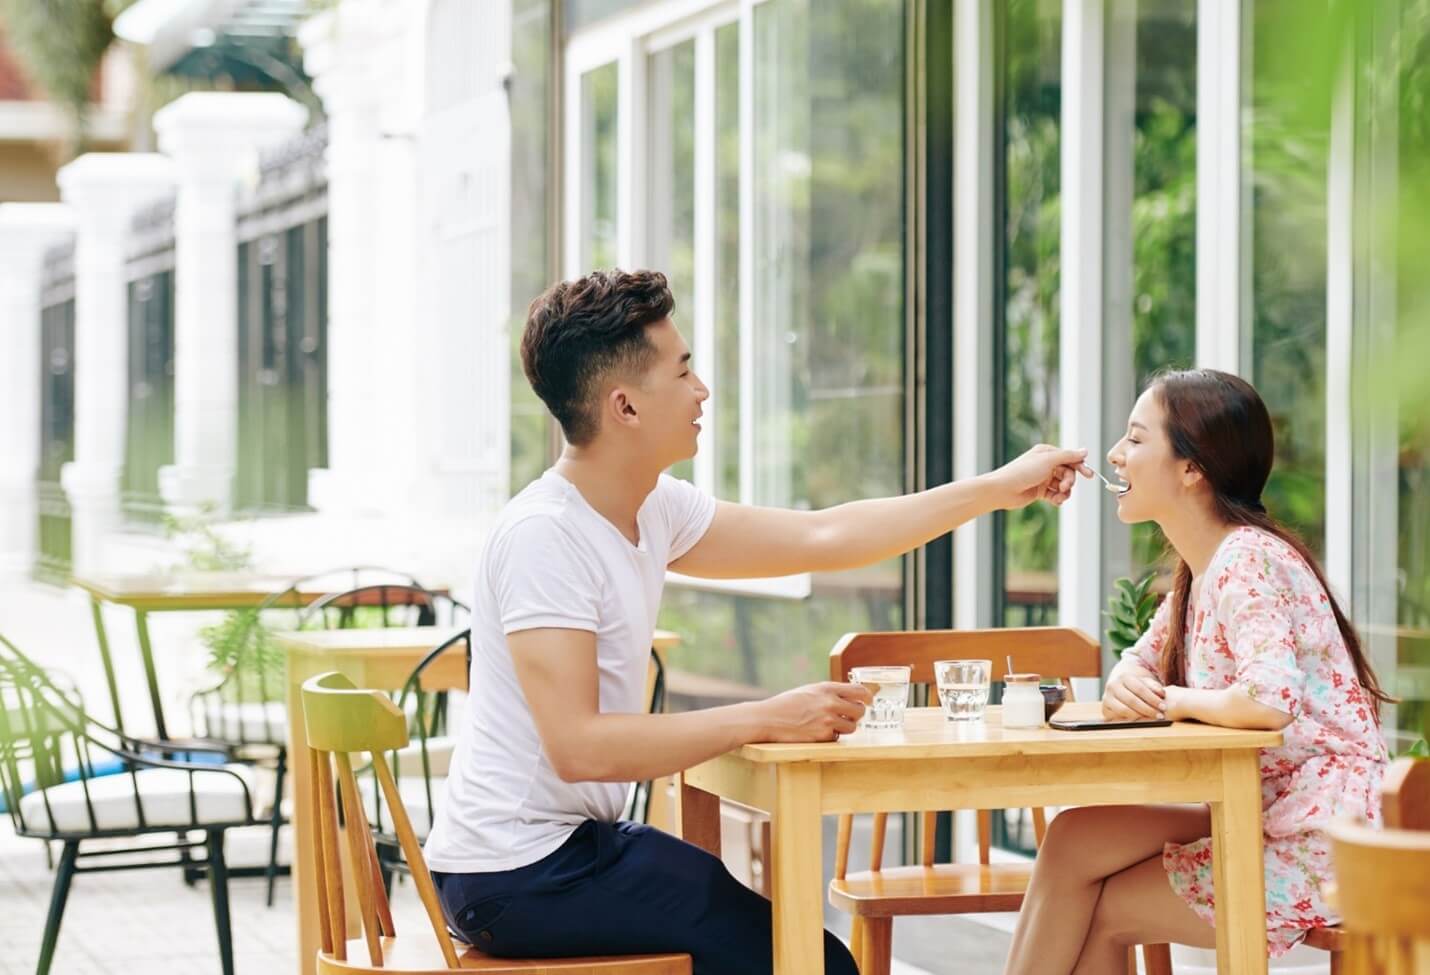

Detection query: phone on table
(1048, 716), (1172, 731)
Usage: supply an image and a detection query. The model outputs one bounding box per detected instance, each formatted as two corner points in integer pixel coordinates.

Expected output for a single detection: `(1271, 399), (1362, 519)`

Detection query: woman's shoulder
(1212, 526), (1320, 591)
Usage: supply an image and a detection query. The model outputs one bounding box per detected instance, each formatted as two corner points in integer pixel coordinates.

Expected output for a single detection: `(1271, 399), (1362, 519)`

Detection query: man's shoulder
(482, 477), (600, 574)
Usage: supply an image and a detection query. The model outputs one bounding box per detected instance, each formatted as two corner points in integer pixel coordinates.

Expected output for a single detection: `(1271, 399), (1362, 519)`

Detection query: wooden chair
(300, 671), (691, 973)
(825, 627), (1173, 975)
(1326, 815), (1430, 974)
(1295, 756), (1430, 974)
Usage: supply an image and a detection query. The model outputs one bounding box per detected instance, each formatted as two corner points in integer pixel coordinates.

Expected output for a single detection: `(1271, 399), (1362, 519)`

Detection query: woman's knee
(1041, 806), (1111, 870)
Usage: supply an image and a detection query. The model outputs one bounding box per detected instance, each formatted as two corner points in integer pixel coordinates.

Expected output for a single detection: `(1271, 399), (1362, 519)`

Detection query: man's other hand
(754, 682), (873, 742)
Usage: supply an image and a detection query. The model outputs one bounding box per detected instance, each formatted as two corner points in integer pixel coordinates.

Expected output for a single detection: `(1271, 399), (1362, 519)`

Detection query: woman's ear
(1180, 461), (1204, 488)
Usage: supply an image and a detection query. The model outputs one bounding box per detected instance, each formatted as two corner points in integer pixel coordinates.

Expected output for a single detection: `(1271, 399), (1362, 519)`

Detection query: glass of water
(934, 659), (992, 722)
(849, 665), (911, 731)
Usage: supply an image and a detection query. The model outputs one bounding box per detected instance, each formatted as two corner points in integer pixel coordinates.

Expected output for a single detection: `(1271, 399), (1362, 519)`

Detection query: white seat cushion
(200, 700), (287, 743)
(387, 735), (457, 778)
(358, 773), (446, 840)
(18, 764), (256, 833)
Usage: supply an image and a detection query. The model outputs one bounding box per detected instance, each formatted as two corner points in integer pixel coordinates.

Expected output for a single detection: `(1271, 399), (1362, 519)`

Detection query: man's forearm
(548, 702), (767, 783)
(807, 475), (1004, 573)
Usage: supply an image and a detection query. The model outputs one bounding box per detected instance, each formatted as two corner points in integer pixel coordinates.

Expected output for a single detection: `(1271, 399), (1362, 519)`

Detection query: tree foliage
(0, 0), (122, 151)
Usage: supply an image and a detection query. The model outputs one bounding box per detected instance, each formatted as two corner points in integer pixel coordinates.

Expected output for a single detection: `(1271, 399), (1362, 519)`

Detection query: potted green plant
(1103, 571), (1159, 655)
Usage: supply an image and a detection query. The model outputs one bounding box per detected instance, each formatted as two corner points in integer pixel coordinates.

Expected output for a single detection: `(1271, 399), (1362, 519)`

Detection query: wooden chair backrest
(1327, 819), (1430, 974)
(1382, 757), (1430, 831)
(300, 671), (460, 970)
(829, 628), (1102, 877)
(830, 627), (1103, 686)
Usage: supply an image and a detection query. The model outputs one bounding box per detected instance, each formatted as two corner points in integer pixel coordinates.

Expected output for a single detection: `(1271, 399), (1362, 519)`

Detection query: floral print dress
(1124, 526), (1388, 956)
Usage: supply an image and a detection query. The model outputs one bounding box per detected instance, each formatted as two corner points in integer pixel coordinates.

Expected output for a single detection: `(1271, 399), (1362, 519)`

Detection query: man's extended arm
(671, 443), (1090, 580)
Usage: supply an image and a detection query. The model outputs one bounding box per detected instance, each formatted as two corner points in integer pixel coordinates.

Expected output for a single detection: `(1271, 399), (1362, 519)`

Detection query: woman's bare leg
(1071, 853), (1216, 975)
(1003, 804), (1211, 975)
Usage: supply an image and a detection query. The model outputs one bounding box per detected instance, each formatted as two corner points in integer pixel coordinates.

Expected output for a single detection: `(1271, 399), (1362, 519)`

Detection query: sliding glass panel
(647, 38), (698, 482)
(996, 0), (1062, 626)
(580, 61), (619, 271)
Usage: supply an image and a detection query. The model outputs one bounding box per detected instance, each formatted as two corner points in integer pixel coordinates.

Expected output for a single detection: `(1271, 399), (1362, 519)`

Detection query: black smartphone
(1048, 717), (1172, 731)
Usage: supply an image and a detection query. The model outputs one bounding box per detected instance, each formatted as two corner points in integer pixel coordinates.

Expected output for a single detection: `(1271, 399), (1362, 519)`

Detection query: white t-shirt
(423, 469), (717, 873)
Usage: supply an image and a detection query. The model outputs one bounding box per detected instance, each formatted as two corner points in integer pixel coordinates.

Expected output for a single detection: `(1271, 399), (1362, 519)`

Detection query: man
(423, 269), (1090, 973)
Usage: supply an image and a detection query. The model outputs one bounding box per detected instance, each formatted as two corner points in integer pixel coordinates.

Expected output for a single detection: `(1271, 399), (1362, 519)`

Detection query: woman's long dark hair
(1151, 369), (1393, 714)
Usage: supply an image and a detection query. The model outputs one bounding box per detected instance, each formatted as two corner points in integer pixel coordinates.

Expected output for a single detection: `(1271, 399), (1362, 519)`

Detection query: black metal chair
(186, 567), (452, 905)
(0, 634), (258, 975)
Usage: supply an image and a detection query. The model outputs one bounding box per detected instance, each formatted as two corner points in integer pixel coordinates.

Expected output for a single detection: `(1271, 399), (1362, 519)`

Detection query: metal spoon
(1093, 470), (1129, 495)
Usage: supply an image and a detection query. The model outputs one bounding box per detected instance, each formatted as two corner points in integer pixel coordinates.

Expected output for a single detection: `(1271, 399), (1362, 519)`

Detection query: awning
(114, 0), (311, 88)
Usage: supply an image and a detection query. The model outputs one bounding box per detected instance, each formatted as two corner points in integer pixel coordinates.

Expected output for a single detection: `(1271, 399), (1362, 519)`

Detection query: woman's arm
(1163, 684), (1294, 731)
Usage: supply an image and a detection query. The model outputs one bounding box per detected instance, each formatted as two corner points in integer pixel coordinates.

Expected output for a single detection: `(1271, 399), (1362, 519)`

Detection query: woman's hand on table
(1102, 664), (1167, 720)
(753, 682), (872, 742)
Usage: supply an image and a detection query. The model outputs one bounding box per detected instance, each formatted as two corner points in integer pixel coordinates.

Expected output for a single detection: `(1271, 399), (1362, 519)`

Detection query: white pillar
(154, 92), (309, 514)
(301, 3), (423, 516)
(0, 204), (75, 579)
(1058, 0), (1106, 644)
(56, 153), (176, 576)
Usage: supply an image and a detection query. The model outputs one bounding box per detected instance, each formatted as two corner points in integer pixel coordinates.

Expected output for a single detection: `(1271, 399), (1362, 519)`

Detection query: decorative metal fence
(36, 241), (76, 582)
(234, 122), (329, 513)
(122, 195), (177, 528)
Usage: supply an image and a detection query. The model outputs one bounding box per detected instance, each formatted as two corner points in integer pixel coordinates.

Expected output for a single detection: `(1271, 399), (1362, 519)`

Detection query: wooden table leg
(678, 772), (722, 857)
(771, 763), (823, 975)
(1210, 750), (1269, 975)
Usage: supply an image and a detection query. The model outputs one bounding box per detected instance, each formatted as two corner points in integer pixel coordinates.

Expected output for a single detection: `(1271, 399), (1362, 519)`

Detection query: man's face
(618, 317), (709, 467)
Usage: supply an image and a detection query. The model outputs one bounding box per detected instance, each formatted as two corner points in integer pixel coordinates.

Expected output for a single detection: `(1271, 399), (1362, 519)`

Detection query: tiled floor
(0, 822), (357, 975)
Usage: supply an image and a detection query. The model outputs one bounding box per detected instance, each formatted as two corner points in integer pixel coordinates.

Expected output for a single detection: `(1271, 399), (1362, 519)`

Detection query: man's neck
(553, 446), (663, 545)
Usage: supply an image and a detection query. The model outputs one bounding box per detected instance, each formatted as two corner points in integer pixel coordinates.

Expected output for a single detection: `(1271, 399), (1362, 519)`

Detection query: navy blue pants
(433, 820), (858, 975)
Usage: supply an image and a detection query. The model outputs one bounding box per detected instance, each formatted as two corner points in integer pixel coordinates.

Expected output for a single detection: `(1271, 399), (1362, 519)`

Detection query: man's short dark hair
(521, 269), (674, 445)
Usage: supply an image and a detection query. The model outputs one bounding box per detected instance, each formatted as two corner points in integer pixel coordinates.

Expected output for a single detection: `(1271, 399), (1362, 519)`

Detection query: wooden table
(281, 626), (683, 975)
(679, 701), (1281, 975)
(74, 571), (331, 738)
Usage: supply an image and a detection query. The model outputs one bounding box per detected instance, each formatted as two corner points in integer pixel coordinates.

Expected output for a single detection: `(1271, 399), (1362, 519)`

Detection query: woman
(1004, 369), (1391, 974)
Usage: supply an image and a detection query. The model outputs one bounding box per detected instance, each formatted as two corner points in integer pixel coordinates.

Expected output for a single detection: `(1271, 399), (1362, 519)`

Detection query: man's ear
(607, 386), (640, 430)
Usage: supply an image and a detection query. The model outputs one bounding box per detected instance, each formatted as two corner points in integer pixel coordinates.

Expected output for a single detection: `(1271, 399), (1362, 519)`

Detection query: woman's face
(1106, 387), (1195, 525)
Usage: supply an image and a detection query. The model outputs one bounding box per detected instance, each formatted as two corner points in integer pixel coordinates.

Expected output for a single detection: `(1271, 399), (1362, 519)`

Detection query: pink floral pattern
(1126, 527), (1388, 956)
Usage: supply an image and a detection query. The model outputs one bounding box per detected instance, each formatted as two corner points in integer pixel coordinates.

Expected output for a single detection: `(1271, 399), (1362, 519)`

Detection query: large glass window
(580, 62), (620, 271)
(1247, 0), (1331, 557)
(509, 0), (554, 495)
(1396, 0), (1430, 749)
(1103, 0), (1198, 585)
(566, 0), (907, 691)
(996, 0), (1062, 626)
